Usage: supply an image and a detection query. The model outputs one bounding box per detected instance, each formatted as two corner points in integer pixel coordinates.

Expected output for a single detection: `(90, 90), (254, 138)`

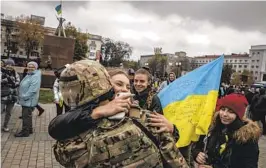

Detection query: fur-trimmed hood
(233, 118), (261, 143)
(209, 113), (262, 144)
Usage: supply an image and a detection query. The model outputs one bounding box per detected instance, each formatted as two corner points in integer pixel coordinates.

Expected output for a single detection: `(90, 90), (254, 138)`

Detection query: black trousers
(35, 104), (44, 112)
(56, 102), (70, 116)
(2, 103), (15, 128)
(22, 106), (34, 133)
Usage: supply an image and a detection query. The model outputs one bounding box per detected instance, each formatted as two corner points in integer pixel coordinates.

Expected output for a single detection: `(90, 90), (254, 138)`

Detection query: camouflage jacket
(53, 106), (188, 168)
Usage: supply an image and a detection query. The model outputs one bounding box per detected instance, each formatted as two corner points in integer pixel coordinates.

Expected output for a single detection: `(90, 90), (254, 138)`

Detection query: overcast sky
(2, 1), (266, 60)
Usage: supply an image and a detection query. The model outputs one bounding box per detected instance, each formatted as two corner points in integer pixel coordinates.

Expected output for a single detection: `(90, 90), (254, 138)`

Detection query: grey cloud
(20, 1), (90, 9)
(128, 1), (266, 33)
(2, 1), (266, 59)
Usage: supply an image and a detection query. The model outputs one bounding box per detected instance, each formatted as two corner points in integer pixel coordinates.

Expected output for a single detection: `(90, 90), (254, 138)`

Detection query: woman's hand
(91, 93), (132, 119)
(147, 112), (174, 133)
(196, 152), (207, 165)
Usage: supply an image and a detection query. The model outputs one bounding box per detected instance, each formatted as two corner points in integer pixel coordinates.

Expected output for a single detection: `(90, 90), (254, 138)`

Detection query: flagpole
(60, 0), (63, 18)
(60, 0), (66, 37)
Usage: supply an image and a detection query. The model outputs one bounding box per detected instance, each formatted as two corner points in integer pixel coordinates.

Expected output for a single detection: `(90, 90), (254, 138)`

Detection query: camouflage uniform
(53, 60), (188, 168)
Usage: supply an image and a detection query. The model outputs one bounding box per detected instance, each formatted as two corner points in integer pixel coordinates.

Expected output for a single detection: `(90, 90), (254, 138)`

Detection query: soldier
(49, 60), (188, 168)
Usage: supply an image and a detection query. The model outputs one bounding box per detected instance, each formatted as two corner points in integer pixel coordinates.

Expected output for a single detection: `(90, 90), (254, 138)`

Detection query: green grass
(39, 89), (54, 104)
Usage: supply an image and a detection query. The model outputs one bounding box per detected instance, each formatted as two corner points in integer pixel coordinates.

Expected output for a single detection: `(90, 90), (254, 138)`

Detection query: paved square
(1, 104), (63, 168)
(1, 104), (266, 168)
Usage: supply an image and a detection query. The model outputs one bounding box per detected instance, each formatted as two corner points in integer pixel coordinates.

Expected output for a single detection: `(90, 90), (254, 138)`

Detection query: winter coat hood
(210, 113), (261, 144)
(233, 118), (261, 143)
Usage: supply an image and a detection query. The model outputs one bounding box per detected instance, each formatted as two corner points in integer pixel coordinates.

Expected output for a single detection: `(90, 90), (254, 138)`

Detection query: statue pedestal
(42, 35), (75, 69)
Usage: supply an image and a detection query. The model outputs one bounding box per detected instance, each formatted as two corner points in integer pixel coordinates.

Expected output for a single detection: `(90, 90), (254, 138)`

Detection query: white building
(140, 53), (175, 72)
(249, 45), (266, 82)
(192, 53), (250, 73)
(86, 33), (103, 60)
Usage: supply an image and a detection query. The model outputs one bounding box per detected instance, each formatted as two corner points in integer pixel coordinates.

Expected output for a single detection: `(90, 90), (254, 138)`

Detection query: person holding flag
(192, 93), (260, 168)
(158, 55), (225, 166)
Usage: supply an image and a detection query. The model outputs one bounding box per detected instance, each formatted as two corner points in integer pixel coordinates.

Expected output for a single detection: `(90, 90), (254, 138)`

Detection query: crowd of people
(1, 58), (265, 167)
(1, 59), (43, 137)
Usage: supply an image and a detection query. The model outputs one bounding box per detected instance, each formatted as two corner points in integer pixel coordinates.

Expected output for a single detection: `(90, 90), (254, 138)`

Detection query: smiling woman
(108, 69), (131, 93)
(192, 93), (261, 168)
(132, 68), (180, 141)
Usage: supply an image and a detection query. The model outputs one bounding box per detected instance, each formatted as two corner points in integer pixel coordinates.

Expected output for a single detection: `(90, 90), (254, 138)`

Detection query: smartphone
(108, 92), (134, 120)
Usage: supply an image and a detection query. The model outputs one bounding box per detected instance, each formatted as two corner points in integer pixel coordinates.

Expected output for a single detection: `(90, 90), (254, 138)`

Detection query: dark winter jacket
(1, 68), (20, 104)
(48, 89), (113, 140)
(253, 94), (266, 116)
(250, 93), (264, 121)
(192, 114), (261, 168)
(133, 88), (179, 142)
(245, 91), (255, 105)
(132, 87), (163, 113)
(48, 104), (99, 140)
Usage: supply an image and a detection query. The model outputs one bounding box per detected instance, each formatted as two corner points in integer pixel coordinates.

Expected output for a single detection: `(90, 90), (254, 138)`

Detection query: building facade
(192, 54), (250, 73)
(249, 45), (266, 81)
(1, 13), (56, 60)
(190, 46), (266, 82)
(1, 18), (19, 58)
(140, 52), (192, 76)
(86, 33), (103, 60)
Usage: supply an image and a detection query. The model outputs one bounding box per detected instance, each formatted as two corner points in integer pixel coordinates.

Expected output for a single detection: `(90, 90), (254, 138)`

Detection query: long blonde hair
(108, 69), (129, 79)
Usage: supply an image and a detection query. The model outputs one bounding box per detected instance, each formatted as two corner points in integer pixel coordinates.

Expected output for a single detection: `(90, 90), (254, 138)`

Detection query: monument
(40, 2), (75, 88)
(42, 2), (75, 69)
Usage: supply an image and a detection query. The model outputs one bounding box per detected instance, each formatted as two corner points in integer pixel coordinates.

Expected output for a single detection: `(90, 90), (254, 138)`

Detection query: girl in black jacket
(132, 68), (179, 137)
(192, 93), (261, 168)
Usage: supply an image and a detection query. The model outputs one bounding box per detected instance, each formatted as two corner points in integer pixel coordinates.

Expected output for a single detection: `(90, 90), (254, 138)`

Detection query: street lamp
(176, 62), (182, 77)
(5, 27), (11, 58)
(176, 62), (181, 66)
(7, 50), (12, 57)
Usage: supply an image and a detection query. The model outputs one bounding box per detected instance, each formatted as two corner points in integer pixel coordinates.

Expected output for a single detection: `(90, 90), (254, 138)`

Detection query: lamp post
(5, 27), (11, 58)
(6, 50), (12, 58)
(176, 62), (182, 77)
(169, 62), (173, 75)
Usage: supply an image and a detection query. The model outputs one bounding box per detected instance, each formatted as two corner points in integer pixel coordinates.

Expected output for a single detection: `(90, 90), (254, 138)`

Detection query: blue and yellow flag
(158, 55), (224, 147)
(55, 4), (62, 15)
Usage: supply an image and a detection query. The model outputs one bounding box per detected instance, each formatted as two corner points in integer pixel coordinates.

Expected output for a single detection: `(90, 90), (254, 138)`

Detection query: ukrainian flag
(158, 55), (224, 147)
(55, 4), (62, 15)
